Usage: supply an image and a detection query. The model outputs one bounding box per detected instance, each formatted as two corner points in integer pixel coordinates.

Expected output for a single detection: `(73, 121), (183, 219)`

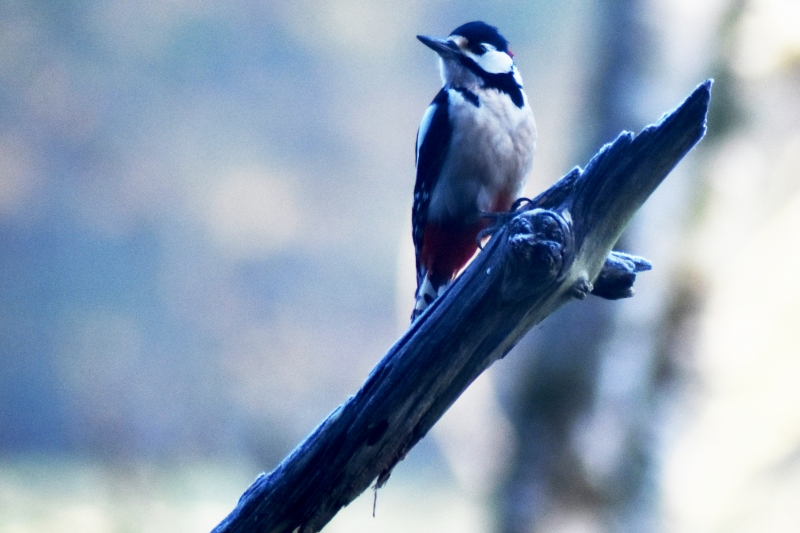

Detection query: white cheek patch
(476, 49), (514, 74)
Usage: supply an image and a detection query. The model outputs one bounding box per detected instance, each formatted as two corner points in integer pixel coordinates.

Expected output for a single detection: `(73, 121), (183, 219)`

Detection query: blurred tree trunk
(497, 0), (678, 531)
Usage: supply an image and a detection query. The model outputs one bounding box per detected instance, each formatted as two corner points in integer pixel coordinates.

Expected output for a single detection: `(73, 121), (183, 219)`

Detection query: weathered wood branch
(212, 80), (711, 533)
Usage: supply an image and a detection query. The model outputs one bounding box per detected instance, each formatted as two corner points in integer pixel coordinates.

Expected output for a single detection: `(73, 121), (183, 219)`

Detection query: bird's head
(417, 21), (521, 88)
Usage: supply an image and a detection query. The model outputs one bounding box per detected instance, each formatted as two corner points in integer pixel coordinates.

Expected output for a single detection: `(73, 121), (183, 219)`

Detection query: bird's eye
(472, 44), (487, 55)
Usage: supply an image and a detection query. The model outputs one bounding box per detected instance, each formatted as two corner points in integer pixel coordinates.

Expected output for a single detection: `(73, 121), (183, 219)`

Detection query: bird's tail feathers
(411, 272), (449, 322)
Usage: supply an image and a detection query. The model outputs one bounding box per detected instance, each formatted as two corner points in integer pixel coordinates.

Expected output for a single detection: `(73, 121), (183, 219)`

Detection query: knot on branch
(501, 208), (572, 301)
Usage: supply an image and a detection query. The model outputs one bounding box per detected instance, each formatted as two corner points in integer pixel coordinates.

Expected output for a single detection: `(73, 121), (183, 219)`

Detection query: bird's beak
(417, 35), (460, 58)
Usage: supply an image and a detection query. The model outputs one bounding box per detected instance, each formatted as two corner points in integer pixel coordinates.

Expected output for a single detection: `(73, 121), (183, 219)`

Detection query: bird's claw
(477, 197), (534, 249)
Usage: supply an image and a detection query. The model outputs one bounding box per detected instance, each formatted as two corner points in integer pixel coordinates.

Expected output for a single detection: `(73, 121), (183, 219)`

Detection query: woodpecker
(411, 21), (536, 321)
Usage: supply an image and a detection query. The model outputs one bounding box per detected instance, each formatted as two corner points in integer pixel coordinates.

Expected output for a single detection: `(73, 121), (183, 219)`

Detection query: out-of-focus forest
(1, 0), (799, 531)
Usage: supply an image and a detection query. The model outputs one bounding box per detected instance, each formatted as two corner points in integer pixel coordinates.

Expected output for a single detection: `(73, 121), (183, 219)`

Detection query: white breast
(428, 88), (536, 223)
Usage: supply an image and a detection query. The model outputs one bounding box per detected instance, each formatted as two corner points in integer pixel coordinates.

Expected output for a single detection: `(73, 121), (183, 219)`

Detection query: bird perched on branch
(411, 21), (536, 321)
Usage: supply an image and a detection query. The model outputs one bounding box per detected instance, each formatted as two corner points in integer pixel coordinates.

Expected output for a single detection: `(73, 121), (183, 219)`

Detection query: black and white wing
(412, 88), (452, 284)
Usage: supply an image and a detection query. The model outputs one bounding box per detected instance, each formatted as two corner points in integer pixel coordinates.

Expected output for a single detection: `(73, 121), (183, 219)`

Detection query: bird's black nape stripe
(450, 21), (509, 53)
(457, 56), (524, 108)
(453, 87), (480, 107)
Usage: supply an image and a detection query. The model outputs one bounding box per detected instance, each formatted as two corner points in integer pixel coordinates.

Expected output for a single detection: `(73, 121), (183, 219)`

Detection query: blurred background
(1, 0), (799, 531)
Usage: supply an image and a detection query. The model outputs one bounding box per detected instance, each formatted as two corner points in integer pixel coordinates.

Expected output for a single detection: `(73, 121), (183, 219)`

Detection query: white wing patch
(416, 103), (438, 163)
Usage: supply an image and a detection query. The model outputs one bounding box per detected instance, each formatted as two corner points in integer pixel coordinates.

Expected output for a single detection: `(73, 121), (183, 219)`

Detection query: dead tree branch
(212, 80), (711, 533)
